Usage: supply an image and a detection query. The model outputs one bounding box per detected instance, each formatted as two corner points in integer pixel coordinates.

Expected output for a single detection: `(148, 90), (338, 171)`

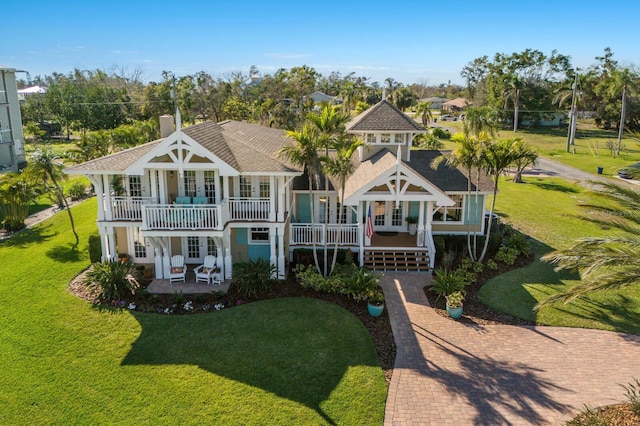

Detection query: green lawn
(479, 177), (640, 333)
(0, 201), (387, 424)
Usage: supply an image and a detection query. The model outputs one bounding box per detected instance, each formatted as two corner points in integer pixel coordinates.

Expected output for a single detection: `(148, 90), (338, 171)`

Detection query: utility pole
(566, 72), (579, 153)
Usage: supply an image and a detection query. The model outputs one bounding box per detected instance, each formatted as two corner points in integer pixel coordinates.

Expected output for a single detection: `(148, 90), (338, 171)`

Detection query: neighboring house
(307, 91), (341, 106)
(442, 97), (471, 113)
(17, 85), (47, 101)
(420, 97), (448, 109)
(65, 100), (493, 281)
(520, 112), (566, 127)
(0, 66), (26, 172)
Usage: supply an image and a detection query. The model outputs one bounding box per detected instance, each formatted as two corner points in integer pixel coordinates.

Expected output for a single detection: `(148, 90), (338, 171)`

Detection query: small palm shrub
(232, 258), (278, 298)
(430, 267), (468, 301)
(505, 232), (531, 256)
(431, 127), (451, 139)
(341, 268), (379, 302)
(66, 181), (87, 200)
(85, 260), (140, 301)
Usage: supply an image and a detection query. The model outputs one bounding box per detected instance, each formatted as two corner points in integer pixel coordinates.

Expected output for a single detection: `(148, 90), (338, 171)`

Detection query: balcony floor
(370, 232), (418, 248)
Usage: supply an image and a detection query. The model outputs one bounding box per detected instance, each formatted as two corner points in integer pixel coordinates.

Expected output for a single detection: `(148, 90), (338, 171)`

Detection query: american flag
(365, 205), (374, 239)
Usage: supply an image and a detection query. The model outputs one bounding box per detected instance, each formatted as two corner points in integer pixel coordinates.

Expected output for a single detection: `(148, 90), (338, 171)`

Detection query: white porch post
(358, 202), (365, 267)
(269, 228), (277, 278)
(222, 176), (230, 199)
(161, 237), (170, 279)
(277, 176), (285, 222)
(417, 201), (425, 247)
(214, 171), (221, 204)
(88, 175), (105, 221)
(102, 174), (113, 221)
(213, 237), (224, 278)
(277, 227), (285, 279)
(105, 225), (116, 261)
(224, 230), (232, 279)
(269, 176), (276, 222)
(149, 170), (158, 201)
(364, 200), (371, 246)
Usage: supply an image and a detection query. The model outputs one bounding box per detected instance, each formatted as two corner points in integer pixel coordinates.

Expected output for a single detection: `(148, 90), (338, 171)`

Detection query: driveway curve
(380, 272), (640, 425)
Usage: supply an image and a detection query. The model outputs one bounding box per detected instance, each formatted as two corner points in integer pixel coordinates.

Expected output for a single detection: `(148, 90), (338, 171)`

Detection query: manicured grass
(0, 201), (386, 424)
(479, 177), (640, 333)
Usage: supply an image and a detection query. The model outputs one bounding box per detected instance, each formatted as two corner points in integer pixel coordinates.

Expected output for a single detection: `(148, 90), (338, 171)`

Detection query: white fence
(290, 223), (359, 245)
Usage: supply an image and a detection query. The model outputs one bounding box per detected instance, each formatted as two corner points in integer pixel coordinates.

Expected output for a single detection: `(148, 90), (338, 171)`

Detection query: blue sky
(3, 0), (638, 86)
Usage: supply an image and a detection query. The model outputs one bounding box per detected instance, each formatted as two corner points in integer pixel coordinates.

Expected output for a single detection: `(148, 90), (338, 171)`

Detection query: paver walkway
(380, 272), (640, 425)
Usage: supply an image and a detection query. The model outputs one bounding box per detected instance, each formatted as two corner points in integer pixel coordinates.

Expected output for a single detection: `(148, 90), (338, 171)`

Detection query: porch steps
(363, 249), (430, 272)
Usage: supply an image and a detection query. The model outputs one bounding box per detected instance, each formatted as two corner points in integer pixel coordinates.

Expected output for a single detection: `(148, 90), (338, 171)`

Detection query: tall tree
(29, 148), (79, 247)
(463, 106), (500, 138)
(414, 101), (434, 127)
(510, 140), (539, 183)
(537, 183), (640, 309)
(279, 125), (322, 273)
(322, 134), (364, 275)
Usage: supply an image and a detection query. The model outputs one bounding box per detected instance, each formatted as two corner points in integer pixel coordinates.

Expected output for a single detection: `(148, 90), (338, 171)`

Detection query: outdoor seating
(175, 196), (191, 204)
(194, 255), (221, 284)
(169, 255), (186, 283)
(193, 196), (208, 205)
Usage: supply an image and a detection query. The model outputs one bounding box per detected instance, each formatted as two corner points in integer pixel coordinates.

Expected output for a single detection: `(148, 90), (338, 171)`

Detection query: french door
(372, 201), (405, 232)
(182, 236), (219, 263)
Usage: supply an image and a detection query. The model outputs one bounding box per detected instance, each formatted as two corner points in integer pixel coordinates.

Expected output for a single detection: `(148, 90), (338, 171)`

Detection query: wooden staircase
(363, 249), (430, 272)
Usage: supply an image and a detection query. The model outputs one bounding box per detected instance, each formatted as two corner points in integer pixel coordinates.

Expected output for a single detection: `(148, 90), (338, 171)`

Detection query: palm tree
(279, 125), (322, 273)
(439, 132), (488, 260)
(478, 138), (520, 262)
(504, 76), (522, 132)
(610, 68), (639, 154)
(536, 183), (640, 309)
(463, 106), (499, 139)
(0, 171), (40, 232)
(322, 135), (364, 275)
(510, 140), (539, 183)
(29, 148), (79, 247)
(415, 101), (434, 127)
(307, 105), (350, 276)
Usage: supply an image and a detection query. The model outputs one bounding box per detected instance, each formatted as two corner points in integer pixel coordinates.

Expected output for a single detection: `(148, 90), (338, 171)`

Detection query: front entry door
(182, 236), (219, 263)
(373, 201), (405, 232)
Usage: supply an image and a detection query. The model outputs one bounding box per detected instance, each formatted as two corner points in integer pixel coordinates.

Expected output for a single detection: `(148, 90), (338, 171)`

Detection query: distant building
(17, 85), (47, 101)
(0, 66), (26, 172)
(442, 98), (471, 113)
(307, 91), (341, 105)
(420, 97), (448, 109)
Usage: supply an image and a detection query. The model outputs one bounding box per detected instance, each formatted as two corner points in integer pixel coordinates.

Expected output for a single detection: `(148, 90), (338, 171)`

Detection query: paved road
(380, 273), (640, 425)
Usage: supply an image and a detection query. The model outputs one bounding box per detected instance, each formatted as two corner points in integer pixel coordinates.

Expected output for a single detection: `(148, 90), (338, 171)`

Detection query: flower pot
(367, 301), (385, 317)
(446, 305), (463, 319)
(408, 223), (417, 236)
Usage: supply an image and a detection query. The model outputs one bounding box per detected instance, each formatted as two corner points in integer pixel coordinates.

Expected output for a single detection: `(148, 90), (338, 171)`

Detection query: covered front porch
(147, 275), (231, 294)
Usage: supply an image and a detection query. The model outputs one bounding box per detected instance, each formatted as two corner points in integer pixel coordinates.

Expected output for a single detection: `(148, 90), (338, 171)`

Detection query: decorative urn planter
(367, 301), (385, 317)
(446, 304), (463, 319)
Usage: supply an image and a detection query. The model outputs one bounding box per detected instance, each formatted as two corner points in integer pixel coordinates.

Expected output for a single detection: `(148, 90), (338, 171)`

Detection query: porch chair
(169, 255), (187, 283)
(193, 196), (208, 205)
(194, 255), (222, 284)
(175, 196), (191, 204)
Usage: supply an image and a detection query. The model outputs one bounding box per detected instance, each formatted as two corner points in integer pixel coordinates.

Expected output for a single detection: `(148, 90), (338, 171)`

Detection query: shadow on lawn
(46, 244), (81, 262)
(557, 295), (640, 335)
(121, 298), (380, 424)
(527, 179), (580, 194)
(1, 224), (55, 248)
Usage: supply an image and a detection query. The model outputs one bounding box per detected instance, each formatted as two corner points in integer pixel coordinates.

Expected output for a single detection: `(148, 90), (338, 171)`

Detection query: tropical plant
(280, 125), (321, 273)
(66, 181), (87, 200)
(429, 267), (468, 300)
(29, 147), (79, 247)
(232, 258), (278, 298)
(509, 139), (539, 183)
(414, 101), (434, 126)
(621, 378), (640, 415)
(322, 134), (364, 275)
(537, 182), (640, 309)
(367, 287), (384, 305)
(84, 260), (140, 301)
(445, 291), (465, 308)
(463, 106), (500, 138)
(0, 171), (39, 231)
(341, 268), (379, 302)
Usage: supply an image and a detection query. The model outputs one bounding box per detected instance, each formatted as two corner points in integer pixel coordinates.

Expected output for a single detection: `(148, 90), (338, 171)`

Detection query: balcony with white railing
(290, 223), (359, 246)
(142, 204), (222, 231)
(227, 197), (271, 221)
(110, 196), (156, 221)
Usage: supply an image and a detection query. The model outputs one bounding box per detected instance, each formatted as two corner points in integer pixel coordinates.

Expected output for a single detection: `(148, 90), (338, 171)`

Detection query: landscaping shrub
(621, 378), (640, 415)
(88, 234), (102, 264)
(66, 181), (87, 201)
(293, 263), (377, 302)
(84, 260), (140, 301)
(505, 232), (531, 256)
(430, 267), (468, 301)
(431, 127), (451, 139)
(232, 258), (278, 298)
(495, 246), (519, 265)
(292, 248), (355, 267)
(341, 268), (379, 302)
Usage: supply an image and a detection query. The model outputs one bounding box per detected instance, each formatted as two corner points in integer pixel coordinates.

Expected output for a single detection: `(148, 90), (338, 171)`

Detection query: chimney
(159, 114), (174, 138)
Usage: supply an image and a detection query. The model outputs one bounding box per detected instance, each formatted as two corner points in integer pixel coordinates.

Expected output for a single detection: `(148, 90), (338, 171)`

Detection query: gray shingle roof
(65, 120), (302, 175)
(64, 140), (161, 174)
(346, 100), (426, 132)
(407, 150), (494, 192)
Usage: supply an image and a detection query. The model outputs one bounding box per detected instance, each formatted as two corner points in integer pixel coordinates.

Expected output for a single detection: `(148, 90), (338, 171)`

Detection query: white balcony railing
(291, 223), (359, 246)
(228, 197), (270, 221)
(142, 205), (222, 230)
(111, 196), (156, 221)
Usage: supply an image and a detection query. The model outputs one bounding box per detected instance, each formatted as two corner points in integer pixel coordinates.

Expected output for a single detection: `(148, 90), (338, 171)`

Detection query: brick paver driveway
(380, 273), (640, 425)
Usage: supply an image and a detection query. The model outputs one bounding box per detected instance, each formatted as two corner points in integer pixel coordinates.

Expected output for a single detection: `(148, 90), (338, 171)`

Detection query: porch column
(364, 201), (372, 246)
(223, 230), (232, 279)
(277, 227), (285, 279)
(277, 177), (285, 222)
(269, 176), (276, 222)
(417, 201), (425, 247)
(269, 228), (277, 278)
(358, 202), (365, 267)
(104, 225), (116, 261)
(102, 174), (113, 221)
(158, 172), (167, 204)
(222, 176), (230, 199)
(149, 170), (158, 201)
(88, 175), (105, 221)
(214, 171), (221, 204)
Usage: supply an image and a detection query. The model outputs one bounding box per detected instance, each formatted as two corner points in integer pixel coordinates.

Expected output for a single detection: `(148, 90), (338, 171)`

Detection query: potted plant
(367, 287), (385, 317)
(117, 253), (130, 263)
(406, 216), (419, 235)
(445, 291), (464, 319)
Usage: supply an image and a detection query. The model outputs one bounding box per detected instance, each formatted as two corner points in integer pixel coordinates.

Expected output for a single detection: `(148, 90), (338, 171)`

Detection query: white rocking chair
(169, 255), (187, 283)
(194, 255), (221, 284)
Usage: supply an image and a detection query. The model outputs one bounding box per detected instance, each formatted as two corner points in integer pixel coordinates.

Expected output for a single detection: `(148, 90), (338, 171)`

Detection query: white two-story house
(65, 99), (493, 281)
